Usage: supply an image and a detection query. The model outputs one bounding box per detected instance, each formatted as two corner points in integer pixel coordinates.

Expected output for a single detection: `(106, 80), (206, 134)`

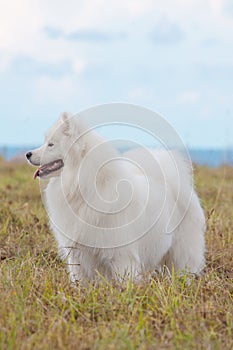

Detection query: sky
(0, 0), (233, 148)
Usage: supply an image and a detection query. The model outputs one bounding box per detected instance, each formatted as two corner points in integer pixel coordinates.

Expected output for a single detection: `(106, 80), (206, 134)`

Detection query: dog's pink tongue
(34, 169), (40, 180)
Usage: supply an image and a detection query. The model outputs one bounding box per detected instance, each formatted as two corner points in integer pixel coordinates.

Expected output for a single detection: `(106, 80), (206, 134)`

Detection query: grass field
(0, 159), (232, 350)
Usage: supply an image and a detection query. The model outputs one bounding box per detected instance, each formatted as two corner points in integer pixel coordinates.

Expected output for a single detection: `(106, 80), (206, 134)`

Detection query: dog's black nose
(26, 151), (32, 159)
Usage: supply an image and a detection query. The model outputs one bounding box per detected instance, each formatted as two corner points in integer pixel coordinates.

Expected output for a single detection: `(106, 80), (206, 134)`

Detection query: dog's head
(26, 112), (84, 180)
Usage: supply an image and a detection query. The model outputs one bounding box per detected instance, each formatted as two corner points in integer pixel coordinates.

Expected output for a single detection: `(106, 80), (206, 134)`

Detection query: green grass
(0, 159), (232, 349)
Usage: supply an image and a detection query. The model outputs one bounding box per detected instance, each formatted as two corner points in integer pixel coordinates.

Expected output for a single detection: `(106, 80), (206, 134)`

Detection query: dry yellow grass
(0, 159), (232, 349)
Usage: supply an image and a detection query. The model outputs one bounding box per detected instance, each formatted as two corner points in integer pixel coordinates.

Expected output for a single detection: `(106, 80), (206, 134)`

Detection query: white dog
(26, 113), (206, 282)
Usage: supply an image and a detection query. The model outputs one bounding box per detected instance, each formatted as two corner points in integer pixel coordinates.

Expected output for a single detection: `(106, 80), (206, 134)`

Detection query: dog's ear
(61, 112), (72, 136)
(61, 111), (86, 137)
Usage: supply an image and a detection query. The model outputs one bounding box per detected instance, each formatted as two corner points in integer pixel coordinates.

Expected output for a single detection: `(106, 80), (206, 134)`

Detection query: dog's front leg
(66, 253), (82, 283)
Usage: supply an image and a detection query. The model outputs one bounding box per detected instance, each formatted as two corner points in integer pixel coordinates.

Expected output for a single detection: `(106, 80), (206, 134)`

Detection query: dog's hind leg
(64, 248), (83, 282)
(163, 193), (206, 275)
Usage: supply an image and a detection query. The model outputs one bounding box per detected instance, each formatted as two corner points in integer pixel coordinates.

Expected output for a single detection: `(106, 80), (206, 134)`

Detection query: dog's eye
(48, 143), (54, 147)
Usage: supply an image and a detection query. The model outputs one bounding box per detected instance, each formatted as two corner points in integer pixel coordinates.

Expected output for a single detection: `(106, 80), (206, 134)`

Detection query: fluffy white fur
(28, 113), (206, 283)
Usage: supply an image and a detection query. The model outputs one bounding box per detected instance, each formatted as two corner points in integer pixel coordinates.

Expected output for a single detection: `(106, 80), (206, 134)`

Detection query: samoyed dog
(26, 112), (205, 282)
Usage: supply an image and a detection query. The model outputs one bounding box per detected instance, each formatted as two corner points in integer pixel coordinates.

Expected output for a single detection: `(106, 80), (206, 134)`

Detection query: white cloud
(72, 59), (87, 74)
(0, 0), (41, 55)
(0, 54), (12, 72)
(208, 0), (225, 14)
(149, 18), (183, 44)
(0, 0), (233, 71)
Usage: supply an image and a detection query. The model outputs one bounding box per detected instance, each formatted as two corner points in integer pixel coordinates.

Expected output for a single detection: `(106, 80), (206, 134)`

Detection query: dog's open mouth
(34, 159), (64, 179)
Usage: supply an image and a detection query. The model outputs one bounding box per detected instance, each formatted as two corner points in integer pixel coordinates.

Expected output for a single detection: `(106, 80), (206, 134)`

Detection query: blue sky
(0, 0), (232, 148)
